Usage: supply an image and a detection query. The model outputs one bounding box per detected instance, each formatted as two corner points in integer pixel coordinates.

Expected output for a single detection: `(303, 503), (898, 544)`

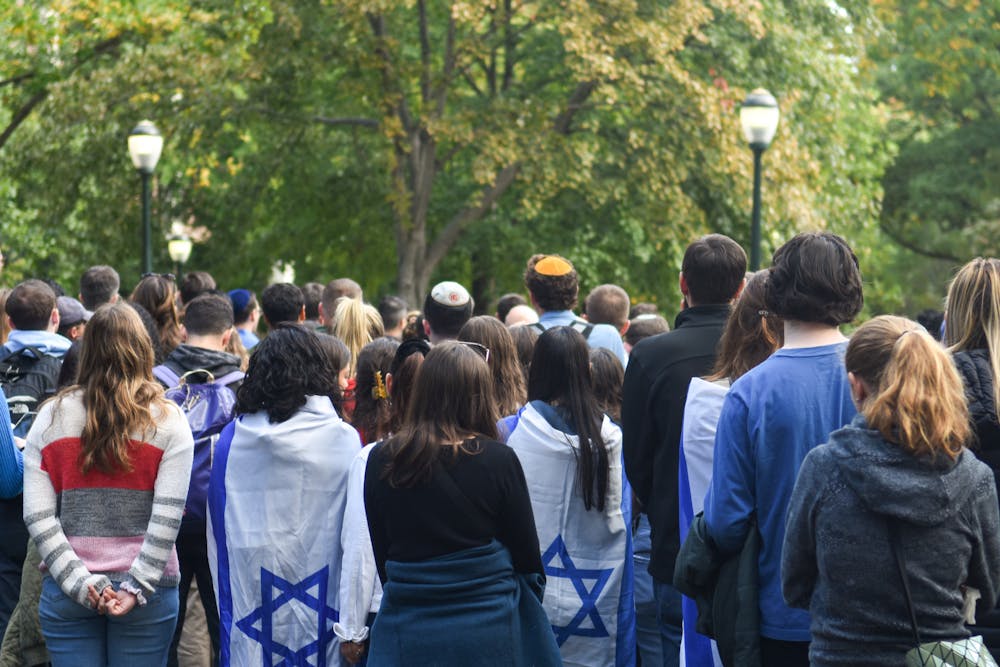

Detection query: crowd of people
(0, 232), (997, 667)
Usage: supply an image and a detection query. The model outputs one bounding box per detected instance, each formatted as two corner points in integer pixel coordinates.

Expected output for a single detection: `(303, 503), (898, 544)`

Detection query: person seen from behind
(783, 315), (1000, 665)
(23, 303), (194, 666)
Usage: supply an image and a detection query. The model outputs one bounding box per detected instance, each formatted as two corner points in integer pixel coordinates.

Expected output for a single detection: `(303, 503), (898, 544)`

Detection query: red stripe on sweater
(40, 438), (164, 493)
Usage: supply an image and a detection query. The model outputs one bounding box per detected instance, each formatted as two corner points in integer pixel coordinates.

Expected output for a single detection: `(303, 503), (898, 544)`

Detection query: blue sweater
(704, 343), (855, 641)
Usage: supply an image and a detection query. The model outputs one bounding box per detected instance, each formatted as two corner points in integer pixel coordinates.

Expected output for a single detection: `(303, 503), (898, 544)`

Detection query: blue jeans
(653, 578), (683, 667)
(633, 514), (664, 667)
(39, 576), (179, 667)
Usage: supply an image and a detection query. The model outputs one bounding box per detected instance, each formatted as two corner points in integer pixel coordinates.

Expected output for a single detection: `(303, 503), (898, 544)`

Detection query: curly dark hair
(236, 324), (341, 423)
(523, 254), (579, 312)
(765, 232), (863, 326)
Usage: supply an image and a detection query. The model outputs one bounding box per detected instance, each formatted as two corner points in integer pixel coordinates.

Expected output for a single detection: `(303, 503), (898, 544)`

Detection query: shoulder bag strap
(888, 519), (923, 647)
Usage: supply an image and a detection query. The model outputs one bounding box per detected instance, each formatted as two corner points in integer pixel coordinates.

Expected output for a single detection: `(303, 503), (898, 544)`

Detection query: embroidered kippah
(534, 256), (573, 276)
(430, 281), (471, 307)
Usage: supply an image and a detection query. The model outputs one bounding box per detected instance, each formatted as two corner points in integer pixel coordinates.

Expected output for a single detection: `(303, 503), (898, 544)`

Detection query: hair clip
(372, 370), (388, 400)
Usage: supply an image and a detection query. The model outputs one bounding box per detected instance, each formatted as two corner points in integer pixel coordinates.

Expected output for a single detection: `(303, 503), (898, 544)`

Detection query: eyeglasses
(141, 272), (176, 282)
(458, 341), (491, 364)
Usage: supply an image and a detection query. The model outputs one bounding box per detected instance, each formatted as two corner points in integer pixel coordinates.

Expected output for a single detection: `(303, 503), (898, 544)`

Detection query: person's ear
(298, 305), (306, 323)
(847, 371), (869, 405)
(221, 328), (233, 347)
(318, 302), (327, 326)
(619, 320), (630, 336)
(385, 372), (394, 397)
(679, 272), (689, 297)
(179, 325), (189, 342)
(731, 277), (747, 302)
(423, 319), (431, 337)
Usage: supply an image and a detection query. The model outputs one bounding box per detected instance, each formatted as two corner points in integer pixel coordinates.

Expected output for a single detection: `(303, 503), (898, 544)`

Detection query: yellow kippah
(535, 256), (573, 276)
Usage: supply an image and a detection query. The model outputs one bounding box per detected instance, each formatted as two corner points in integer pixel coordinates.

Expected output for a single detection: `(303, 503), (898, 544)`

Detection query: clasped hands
(86, 584), (138, 616)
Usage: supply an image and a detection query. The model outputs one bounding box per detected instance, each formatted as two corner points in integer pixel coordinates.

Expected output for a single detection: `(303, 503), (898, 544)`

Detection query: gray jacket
(782, 415), (1000, 666)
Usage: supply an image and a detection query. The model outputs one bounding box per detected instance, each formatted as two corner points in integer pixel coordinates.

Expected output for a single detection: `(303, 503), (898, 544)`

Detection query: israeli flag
(679, 377), (729, 667)
(508, 401), (636, 667)
(208, 396), (361, 667)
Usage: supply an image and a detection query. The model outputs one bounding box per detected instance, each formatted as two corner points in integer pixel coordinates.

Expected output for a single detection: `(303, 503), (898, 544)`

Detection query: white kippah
(430, 281), (471, 307)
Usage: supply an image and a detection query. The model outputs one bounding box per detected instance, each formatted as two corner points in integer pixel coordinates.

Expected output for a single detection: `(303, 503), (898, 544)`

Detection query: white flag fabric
(507, 401), (636, 667)
(679, 377), (729, 667)
(207, 396), (360, 667)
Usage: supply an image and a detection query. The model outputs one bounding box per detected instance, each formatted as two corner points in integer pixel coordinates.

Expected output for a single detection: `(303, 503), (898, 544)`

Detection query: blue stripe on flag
(208, 419), (237, 666)
(615, 461), (637, 667)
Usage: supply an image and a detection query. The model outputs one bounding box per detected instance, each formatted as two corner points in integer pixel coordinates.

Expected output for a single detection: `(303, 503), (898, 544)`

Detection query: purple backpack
(153, 366), (243, 525)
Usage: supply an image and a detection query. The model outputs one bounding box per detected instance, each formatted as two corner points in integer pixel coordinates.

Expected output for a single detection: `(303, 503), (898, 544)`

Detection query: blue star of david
(541, 535), (613, 646)
(236, 566), (339, 667)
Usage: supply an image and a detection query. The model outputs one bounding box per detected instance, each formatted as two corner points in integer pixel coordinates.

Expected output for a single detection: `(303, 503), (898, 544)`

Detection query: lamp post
(127, 120), (164, 275)
(739, 89), (780, 271)
(167, 232), (193, 277)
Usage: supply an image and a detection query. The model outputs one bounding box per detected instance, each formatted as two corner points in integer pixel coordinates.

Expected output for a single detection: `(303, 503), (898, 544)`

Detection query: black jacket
(622, 304), (729, 581)
(674, 513), (760, 667)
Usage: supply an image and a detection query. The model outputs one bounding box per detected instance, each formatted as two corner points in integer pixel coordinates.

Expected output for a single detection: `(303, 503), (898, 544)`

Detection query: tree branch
(0, 90), (48, 152)
(425, 164), (520, 269)
(554, 81), (598, 134)
(367, 12), (413, 131)
(0, 72), (35, 89)
(418, 0), (432, 104)
(312, 115), (379, 128)
(879, 220), (963, 262)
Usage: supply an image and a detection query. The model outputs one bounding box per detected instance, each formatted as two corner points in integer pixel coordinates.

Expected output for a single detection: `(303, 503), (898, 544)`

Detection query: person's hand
(87, 584), (109, 612)
(339, 640), (366, 664)
(99, 588), (138, 616)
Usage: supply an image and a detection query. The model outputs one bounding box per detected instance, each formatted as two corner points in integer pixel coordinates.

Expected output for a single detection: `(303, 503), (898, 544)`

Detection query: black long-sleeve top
(364, 437), (543, 584)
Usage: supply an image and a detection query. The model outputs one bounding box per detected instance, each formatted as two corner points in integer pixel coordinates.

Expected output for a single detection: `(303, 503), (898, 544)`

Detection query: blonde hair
(846, 315), (970, 461)
(333, 298), (384, 376)
(72, 303), (171, 474)
(945, 257), (1000, 423)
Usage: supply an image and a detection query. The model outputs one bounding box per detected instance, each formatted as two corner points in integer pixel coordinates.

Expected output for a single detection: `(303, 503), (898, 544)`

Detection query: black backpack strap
(572, 320), (595, 340)
(528, 322), (546, 334)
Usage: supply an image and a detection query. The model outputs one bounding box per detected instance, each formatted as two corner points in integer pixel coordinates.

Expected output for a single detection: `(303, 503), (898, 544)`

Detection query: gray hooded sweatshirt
(782, 414), (1000, 666)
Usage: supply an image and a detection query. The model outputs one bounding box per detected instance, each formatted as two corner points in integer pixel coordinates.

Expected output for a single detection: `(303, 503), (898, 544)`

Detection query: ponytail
(846, 315), (970, 460)
(333, 298), (384, 377)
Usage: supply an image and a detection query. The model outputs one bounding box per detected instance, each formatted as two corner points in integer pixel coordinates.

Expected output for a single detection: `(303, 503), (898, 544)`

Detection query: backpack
(153, 365), (244, 525)
(529, 319), (595, 339)
(0, 346), (63, 438)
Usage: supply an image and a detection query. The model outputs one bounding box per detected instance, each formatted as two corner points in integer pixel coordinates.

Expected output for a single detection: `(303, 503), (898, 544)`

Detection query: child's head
(316, 333), (352, 393)
(352, 337), (400, 444)
(765, 232), (863, 326)
(845, 315), (969, 461)
(589, 347), (624, 423)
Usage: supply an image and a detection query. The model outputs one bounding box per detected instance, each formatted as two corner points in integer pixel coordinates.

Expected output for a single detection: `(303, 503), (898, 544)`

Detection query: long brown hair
(130, 274), (182, 354)
(458, 315), (526, 416)
(945, 258), (1000, 422)
(708, 271), (784, 382)
(382, 342), (499, 487)
(73, 303), (171, 474)
(846, 315), (970, 461)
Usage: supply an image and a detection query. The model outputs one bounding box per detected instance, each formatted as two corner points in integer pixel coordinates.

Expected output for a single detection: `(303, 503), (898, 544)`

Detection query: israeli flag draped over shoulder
(507, 401), (636, 667)
(207, 395), (361, 667)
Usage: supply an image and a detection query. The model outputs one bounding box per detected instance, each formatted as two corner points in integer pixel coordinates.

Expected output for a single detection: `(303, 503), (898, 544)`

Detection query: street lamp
(127, 120), (164, 275)
(167, 232), (193, 277)
(739, 89), (780, 271)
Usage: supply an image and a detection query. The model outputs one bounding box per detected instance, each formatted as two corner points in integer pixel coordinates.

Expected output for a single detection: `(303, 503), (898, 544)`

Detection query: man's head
(320, 278), (363, 329)
(302, 282), (324, 321)
(56, 296), (92, 341)
(182, 293), (235, 351)
(260, 282), (305, 328)
(79, 265), (120, 311)
(523, 254), (578, 312)
(680, 234), (747, 307)
(495, 293), (527, 323)
(765, 232), (863, 326)
(422, 281), (473, 342)
(228, 289), (258, 327)
(584, 284), (631, 332)
(378, 295), (409, 338)
(504, 304), (539, 327)
(7, 279), (58, 332)
(178, 271), (217, 306)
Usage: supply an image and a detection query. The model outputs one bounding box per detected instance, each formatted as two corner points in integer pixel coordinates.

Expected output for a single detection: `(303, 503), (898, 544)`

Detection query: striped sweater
(23, 391), (194, 607)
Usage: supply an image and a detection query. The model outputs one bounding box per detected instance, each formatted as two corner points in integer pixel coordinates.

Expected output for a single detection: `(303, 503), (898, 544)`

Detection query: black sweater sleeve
(494, 446), (544, 576)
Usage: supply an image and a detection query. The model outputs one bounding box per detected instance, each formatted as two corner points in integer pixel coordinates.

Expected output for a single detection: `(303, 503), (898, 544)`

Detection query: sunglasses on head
(141, 272), (176, 282)
(458, 340), (491, 364)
